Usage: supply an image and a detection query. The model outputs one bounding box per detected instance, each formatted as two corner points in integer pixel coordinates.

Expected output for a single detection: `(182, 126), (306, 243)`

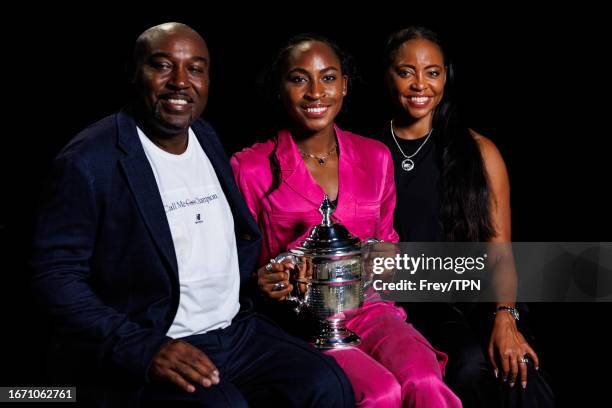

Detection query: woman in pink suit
(231, 34), (462, 408)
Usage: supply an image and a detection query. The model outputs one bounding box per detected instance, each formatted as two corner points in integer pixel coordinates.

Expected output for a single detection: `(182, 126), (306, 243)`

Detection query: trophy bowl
(274, 196), (380, 349)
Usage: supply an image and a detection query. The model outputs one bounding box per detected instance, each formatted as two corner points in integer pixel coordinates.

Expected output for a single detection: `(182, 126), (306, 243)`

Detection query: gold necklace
(298, 142), (337, 165)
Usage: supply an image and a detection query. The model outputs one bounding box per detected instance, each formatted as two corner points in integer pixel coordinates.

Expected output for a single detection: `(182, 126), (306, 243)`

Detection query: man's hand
(150, 339), (220, 393)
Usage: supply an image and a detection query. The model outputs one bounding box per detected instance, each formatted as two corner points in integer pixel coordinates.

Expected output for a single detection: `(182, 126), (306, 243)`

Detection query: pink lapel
(334, 124), (358, 222)
(277, 129), (326, 207)
(276, 125), (366, 222)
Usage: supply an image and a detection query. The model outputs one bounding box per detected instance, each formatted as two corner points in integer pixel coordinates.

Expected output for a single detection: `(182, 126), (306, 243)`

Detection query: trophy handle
(272, 252), (311, 313)
(361, 238), (383, 288)
(361, 239), (401, 300)
(364, 238), (384, 245)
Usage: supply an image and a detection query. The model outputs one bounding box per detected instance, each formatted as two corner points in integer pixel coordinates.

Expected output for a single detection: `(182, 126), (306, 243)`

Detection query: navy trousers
(141, 312), (354, 407)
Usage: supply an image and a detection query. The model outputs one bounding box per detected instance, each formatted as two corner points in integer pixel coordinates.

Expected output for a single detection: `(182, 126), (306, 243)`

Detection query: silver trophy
(273, 196), (381, 349)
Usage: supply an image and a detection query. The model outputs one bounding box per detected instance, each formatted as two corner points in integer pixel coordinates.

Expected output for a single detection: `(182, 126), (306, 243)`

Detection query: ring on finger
(265, 263), (273, 272)
(272, 282), (287, 291)
(519, 355), (529, 364)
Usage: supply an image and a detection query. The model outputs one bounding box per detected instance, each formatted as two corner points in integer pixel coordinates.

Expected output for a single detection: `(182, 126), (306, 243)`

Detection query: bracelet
(494, 306), (520, 321)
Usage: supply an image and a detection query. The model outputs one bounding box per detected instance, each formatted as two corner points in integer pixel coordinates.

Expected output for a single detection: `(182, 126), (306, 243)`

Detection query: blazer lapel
(277, 129), (327, 206)
(333, 125), (359, 222)
(115, 112), (179, 280)
(190, 121), (237, 213)
(190, 120), (256, 231)
(276, 126), (362, 222)
(191, 120), (261, 282)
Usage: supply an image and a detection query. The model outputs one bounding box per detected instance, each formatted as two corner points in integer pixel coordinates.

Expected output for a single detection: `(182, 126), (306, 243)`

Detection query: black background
(2, 5), (610, 407)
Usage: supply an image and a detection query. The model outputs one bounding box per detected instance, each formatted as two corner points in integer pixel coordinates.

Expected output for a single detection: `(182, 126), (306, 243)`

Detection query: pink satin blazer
(231, 125), (399, 267)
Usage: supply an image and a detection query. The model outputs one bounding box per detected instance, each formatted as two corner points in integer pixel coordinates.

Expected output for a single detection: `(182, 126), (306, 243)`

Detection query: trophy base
(311, 323), (361, 349)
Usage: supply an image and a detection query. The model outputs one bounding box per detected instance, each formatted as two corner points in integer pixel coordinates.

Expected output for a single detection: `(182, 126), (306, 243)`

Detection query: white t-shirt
(137, 127), (240, 338)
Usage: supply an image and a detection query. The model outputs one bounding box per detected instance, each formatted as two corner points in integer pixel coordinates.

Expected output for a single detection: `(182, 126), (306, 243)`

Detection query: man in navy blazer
(31, 22), (353, 407)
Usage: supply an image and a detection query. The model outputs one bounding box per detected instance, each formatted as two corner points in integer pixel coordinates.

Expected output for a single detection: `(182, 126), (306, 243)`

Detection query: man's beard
(150, 102), (193, 136)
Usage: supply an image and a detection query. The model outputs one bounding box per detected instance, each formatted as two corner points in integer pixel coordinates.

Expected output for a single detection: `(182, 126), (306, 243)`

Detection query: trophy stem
(312, 320), (361, 349)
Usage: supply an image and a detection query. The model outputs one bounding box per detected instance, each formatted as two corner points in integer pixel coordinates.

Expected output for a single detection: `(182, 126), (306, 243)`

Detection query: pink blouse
(231, 125), (399, 267)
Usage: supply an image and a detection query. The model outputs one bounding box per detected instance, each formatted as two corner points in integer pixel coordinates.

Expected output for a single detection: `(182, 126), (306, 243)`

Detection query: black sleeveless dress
(375, 125), (555, 408)
(379, 125), (444, 242)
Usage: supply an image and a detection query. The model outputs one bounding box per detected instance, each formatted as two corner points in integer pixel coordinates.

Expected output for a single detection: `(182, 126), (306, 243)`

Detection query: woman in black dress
(378, 26), (554, 408)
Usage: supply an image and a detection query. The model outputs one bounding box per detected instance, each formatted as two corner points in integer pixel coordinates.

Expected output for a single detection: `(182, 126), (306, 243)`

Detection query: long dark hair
(385, 26), (495, 242)
(259, 33), (356, 197)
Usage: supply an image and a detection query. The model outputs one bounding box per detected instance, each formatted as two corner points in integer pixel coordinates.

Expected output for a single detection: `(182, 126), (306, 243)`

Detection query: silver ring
(519, 356), (529, 364)
(265, 263), (273, 272)
(272, 282), (286, 291)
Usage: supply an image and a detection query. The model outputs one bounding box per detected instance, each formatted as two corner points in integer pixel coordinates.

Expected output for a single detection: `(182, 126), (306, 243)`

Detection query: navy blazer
(31, 111), (261, 400)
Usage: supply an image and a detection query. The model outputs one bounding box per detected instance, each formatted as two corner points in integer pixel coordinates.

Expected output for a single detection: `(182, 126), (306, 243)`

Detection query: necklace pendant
(401, 158), (415, 172)
(317, 158), (325, 165)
